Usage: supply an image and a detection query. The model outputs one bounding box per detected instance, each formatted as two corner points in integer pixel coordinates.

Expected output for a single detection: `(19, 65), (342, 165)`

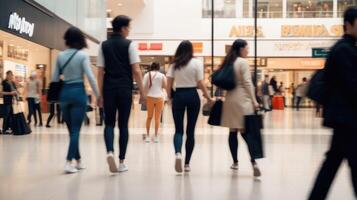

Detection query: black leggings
(229, 130), (256, 164)
(46, 103), (62, 125)
(27, 98), (42, 125)
(172, 88), (200, 165)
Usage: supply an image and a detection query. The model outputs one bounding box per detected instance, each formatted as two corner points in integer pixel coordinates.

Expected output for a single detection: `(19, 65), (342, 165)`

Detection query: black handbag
(307, 69), (327, 105)
(47, 50), (78, 102)
(208, 100), (223, 126)
(212, 64), (236, 90)
(12, 112), (32, 135)
(243, 113), (264, 159)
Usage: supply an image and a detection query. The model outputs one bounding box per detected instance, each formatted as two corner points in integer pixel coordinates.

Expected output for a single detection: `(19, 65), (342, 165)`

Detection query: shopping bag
(12, 102), (23, 114)
(12, 112), (32, 135)
(242, 113), (264, 159)
(208, 100), (223, 126)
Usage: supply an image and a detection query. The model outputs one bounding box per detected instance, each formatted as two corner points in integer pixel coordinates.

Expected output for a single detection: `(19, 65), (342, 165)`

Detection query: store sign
(312, 48), (330, 58)
(192, 42), (203, 53)
(138, 43), (163, 51)
(8, 12), (35, 37)
(229, 25), (264, 37)
(281, 25), (343, 37)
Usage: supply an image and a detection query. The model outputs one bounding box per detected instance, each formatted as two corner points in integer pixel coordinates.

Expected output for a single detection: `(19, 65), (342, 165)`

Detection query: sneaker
(64, 163), (79, 174)
(106, 154), (118, 173)
(184, 165), (191, 172)
(231, 163), (239, 170)
(175, 153), (183, 173)
(253, 164), (261, 177)
(145, 137), (151, 143)
(76, 162), (86, 170)
(153, 136), (159, 143)
(118, 163), (128, 173)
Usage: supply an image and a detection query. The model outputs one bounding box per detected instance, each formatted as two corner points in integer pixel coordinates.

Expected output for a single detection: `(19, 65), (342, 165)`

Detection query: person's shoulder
(236, 57), (249, 65)
(191, 58), (203, 67)
(76, 50), (89, 58)
(331, 38), (354, 53)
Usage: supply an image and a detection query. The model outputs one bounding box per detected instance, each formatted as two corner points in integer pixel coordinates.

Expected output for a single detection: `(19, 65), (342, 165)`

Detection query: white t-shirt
(167, 58), (204, 88)
(143, 71), (166, 98)
(96, 42), (140, 67)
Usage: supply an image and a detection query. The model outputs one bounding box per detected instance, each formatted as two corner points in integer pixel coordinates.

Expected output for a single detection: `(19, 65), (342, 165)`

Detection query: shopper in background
(52, 26), (99, 174)
(278, 82), (286, 107)
(290, 83), (296, 108)
(167, 40), (214, 173)
(261, 75), (270, 111)
(143, 62), (167, 143)
(270, 76), (279, 94)
(308, 7), (357, 199)
(1, 71), (17, 134)
(295, 77), (308, 111)
(26, 72), (43, 126)
(97, 15), (145, 173)
(219, 39), (261, 177)
(46, 103), (62, 128)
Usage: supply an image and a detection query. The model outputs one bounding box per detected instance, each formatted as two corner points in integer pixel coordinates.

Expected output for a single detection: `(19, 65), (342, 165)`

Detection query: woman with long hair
(220, 39), (261, 177)
(167, 40), (214, 173)
(143, 62), (167, 143)
(52, 27), (99, 173)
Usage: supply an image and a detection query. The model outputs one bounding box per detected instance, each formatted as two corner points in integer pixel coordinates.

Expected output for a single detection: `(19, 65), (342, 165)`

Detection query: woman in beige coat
(220, 39), (261, 177)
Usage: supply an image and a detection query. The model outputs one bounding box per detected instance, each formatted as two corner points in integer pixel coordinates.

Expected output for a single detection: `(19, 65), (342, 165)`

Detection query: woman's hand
(254, 102), (260, 110)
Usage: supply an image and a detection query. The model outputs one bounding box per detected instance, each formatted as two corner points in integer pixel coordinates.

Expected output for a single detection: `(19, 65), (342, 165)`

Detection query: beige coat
(221, 58), (257, 129)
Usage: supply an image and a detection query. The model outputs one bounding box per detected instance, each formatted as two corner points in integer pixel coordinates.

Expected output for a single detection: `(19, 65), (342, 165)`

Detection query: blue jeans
(60, 83), (87, 161)
(172, 88), (200, 164)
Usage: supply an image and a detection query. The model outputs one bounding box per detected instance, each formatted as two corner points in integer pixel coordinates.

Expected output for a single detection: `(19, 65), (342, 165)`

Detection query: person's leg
(2, 105), (11, 132)
(56, 104), (62, 124)
(308, 129), (345, 200)
(68, 100), (86, 161)
(263, 95), (269, 110)
(103, 91), (117, 154)
(296, 97), (302, 111)
(346, 131), (357, 197)
(117, 90), (132, 162)
(27, 98), (34, 124)
(172, 94), (185, 154)
(46, 103), (55, 127)
(184, 91), (200, 165)
(146, 97), (155, 137)
(154, 98), (164, 137)
(36, 103), (43, 126)
(229, 129), (239, 163)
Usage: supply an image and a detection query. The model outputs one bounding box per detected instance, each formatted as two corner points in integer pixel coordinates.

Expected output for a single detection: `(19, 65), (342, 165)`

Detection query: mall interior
(0, 0), (356, 199)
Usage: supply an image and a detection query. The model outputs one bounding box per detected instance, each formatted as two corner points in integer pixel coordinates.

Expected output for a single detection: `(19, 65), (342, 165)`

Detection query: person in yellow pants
(143, 62), (167, 143)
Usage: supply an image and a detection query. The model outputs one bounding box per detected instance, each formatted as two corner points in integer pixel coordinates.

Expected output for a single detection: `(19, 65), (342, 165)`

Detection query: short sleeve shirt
(167, 58), (204, 88)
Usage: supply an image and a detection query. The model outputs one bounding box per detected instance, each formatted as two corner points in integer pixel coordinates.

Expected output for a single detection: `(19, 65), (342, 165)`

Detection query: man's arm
(132, 63), (145, 98)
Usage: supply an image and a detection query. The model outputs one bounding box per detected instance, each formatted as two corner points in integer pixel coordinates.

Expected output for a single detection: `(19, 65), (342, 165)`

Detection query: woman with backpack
(143, 62), (167, 143)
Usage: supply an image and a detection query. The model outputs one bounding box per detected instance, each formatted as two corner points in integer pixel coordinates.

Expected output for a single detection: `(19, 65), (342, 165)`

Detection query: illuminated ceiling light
(118, 3), (123, 6)
(107, 9), (112, 12)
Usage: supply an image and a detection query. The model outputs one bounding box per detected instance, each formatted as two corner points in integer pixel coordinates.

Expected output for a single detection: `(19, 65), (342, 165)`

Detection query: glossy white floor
(0, 107), (355, 200)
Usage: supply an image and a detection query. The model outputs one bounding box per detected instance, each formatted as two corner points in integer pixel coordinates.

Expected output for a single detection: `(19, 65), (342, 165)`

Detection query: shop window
(254, 0), (283, 18)
(338, 0), (357, 17)
(202, 0), (237, 18)
(287, 0), (333, 18)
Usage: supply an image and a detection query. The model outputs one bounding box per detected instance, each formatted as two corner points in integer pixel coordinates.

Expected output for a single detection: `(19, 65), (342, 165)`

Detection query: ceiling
(107, 0), (147, 18)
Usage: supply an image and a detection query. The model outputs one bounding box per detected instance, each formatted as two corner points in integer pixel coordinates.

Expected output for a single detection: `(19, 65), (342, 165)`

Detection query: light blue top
(52, 49), (99, 98)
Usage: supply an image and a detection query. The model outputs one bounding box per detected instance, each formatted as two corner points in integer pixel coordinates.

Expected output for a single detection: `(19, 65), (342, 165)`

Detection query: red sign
(138, 43), (163, 51)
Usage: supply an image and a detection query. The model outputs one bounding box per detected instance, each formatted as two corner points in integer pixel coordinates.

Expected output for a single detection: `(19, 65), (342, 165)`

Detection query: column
(333, 0), (338, 18)
(283, 0), (287, 18)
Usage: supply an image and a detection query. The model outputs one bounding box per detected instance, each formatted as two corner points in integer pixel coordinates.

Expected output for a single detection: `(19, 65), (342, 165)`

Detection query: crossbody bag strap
(59, 50), (79, 75)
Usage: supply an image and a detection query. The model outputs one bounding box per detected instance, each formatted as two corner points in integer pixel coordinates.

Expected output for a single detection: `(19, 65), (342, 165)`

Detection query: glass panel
(243, 0), (251, 17)
(338, 0), (357, 17)
(254, 0), (283, 18)
(202, 0), (237, 18)
(287, 0), (333, 18)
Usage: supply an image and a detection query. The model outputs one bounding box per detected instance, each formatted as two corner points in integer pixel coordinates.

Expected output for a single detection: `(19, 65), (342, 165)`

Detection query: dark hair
(6, 71), (13, 76)
(64, 26), (87, 50)
(172, 40), (193, 70)
(112, 15), (131, 33)
(303, 77), (307, 82)
(343, 7), (357, 32)
(150, 62), (160, 71)
(221, 39), (247, 68)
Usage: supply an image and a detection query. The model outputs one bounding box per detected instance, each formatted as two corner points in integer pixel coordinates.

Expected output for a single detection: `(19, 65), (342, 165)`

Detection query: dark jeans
(309, 127), (357, 199)
(60, 83), (87, 161)
(46, 103), (62, 125)
(296, 96), (303, 111)
(27, 98), (42, 125)
(3, 104), (13, 131)
(103, 88), (132, 160)
(172, 88), (200, 165)
(229, 131), (256, 164)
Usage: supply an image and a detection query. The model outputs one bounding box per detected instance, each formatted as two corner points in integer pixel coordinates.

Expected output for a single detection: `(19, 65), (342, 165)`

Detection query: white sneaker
(107, 154), (118, 173)
(64, 163), (79, 174)
(175, 153), (183, 173)
(153, 136), (159, 143)
(253, 164), (261, 177)
(118, 163), (128, 173)
(145, 137), (151, 143)
(230, 163), (239, 170)
(76, 162), (86, 170)
(184, 165), (191, 172)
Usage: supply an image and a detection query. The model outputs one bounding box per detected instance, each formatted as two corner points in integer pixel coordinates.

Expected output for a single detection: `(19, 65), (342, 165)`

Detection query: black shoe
(39, 123), (43, 127)
(96, 123), (103, 126)
(46, 125), (51, 128)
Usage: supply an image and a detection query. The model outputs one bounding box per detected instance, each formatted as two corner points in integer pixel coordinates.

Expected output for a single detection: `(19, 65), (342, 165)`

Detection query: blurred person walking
(1, 71), (17, 134)
(52, 27), (99, 173)
(308, 7), (357, 199)
(97, 15), (145, 173)
(26, 72), (43, 126)
(167, 40), (214, 173)
(219, 39), (261, 177)
(295, 77), (308, 111)
(143, 62), (167, 143)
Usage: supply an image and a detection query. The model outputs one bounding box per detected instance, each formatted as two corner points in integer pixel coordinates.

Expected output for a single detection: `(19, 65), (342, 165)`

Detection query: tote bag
(212, 65), (236, 90)
(47, 50), (78, 102)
